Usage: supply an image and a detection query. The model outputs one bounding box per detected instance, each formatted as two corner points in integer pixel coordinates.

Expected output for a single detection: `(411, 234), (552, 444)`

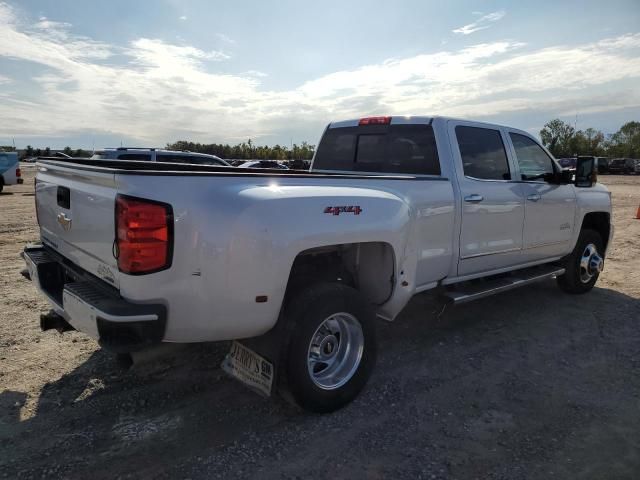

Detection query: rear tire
(280, 282), (377, 413)
(557, 229), (604, 294)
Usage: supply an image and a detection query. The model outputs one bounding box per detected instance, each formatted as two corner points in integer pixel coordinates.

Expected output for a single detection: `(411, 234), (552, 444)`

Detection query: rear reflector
(115, 195), (173, 274)
(16, 168), (21, 177)
(359, 116), (392, 126)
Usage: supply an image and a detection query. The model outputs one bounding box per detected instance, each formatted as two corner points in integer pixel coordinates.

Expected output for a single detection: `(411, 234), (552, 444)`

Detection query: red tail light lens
(16, 168), (21, 177)
(115, 195), (173, 274)
(359, 116), (392, 126)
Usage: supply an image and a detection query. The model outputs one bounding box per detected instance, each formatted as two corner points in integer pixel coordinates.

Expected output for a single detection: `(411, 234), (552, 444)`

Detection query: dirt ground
(1, 166), (639, 479)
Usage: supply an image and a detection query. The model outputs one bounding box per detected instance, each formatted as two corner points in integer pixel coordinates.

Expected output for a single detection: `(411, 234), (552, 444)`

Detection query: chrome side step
(441, 265), (565, 305)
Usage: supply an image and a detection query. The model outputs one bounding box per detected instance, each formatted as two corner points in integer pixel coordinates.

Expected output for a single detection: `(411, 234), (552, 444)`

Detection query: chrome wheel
(307, 312), (364, 390)
(579, 243), (604, 284)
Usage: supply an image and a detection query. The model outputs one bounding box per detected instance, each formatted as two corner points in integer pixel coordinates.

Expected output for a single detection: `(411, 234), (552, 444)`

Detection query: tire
(557, 229), (604, 294)
(280, 282), (377, 413)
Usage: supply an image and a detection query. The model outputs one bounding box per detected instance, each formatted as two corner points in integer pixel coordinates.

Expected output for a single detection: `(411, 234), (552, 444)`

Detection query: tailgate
(35, 162), (120, 288)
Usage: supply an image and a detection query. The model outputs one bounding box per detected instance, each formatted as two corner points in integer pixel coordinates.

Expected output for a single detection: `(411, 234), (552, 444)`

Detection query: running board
(442, 265), (565, 305)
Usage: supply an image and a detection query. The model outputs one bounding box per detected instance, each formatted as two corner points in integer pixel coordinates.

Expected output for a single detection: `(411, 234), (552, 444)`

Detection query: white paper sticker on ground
(221, 341), (274, 397)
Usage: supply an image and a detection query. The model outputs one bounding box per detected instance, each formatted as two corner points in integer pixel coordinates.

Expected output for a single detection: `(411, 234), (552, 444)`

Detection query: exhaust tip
(40, 310), (75, 333)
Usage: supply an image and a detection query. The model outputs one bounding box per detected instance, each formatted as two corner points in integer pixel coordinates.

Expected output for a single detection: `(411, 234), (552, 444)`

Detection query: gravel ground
(1, 166), (639, 479)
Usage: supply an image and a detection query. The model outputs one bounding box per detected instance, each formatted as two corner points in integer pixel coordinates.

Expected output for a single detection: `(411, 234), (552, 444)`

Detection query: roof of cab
(327, 115), (534, 138)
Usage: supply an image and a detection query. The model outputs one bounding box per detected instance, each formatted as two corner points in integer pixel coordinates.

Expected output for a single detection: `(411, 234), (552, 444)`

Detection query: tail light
(359, 116), (392, 126)
(115, 195), (173, 274)
(16, 167), (21, 177)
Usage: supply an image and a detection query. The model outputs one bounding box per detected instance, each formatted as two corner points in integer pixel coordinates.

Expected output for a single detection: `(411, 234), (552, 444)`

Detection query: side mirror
(575, 156), (596, 187)
(558, 169), (574, 184)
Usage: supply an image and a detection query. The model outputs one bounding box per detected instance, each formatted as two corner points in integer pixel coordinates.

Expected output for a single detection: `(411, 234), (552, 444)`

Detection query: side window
(117, 153), (151, 161)
(509, 133), (555, 180)
(456, 126), (510, 180)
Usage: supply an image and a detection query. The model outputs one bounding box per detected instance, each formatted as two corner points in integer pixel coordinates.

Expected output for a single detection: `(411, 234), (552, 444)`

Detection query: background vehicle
(0, 152), (23, 192)
(23, 116), (611, 412)
(559, 156), (609, 174)
(608, 158), (635, 174)
(595, 157), (610, 174)
(238, 160), (289, 169)
(558, 157), (577, 169)
(91, 148), (231, 166)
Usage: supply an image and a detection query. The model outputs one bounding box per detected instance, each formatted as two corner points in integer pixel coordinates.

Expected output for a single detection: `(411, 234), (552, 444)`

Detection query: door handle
(464, 194), (484, 203)
(527, 194), (541, 202)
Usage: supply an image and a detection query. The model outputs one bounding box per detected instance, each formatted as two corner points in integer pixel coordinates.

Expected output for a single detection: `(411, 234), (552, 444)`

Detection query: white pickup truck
(23, 116), (612, 412)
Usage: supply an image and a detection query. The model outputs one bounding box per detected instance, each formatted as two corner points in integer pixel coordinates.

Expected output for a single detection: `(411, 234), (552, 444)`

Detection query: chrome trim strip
(463, 175), (516, 183)
(460, 247), (521, 260)
(524, 240), (567, 249)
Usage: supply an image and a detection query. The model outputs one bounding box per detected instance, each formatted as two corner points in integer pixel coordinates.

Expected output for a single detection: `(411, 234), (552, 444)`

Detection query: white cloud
(179, 15), (187, 21)
(453, 10), (506, 35)
(0, 2), (639, 145)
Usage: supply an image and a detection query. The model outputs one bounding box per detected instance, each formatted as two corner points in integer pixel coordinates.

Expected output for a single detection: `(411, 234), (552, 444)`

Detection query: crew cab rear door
(448, 120), (525, 276)
(504, 130), (577, 261)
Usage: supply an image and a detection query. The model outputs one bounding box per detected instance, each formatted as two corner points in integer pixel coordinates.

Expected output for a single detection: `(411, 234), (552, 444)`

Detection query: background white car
(91, 148), (231, 166)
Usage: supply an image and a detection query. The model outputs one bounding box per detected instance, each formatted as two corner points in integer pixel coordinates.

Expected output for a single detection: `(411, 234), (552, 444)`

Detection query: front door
(450, 122), (525, 276)
(506, 131), (577, 261)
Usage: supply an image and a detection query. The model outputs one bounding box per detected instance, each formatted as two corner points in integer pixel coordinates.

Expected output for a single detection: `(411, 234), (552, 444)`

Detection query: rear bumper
(23, 245), (166, 352)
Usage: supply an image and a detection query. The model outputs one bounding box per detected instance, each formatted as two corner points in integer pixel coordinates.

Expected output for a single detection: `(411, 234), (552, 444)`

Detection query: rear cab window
(313, 124), (441, 175)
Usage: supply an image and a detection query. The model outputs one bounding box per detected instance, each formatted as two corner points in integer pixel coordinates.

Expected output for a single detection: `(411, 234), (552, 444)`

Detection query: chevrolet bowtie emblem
(57, 213), (72, 231)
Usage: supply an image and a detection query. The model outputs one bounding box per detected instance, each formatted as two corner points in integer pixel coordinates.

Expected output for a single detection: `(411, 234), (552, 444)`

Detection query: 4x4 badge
(324, 206), (362, 216)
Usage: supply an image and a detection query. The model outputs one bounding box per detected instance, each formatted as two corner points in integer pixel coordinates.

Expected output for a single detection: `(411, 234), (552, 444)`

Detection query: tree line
(11, 146), (92, 158)
(540, 119), (640, 158)
(165, 139), (315, 161)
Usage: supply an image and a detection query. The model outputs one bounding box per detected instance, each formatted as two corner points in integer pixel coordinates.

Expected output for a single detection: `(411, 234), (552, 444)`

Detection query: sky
(0, 0), (639, 150)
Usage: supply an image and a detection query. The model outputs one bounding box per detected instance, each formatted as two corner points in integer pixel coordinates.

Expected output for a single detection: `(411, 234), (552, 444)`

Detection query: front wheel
(280, 282), (377, 413)
(557, 229), (604, 294)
